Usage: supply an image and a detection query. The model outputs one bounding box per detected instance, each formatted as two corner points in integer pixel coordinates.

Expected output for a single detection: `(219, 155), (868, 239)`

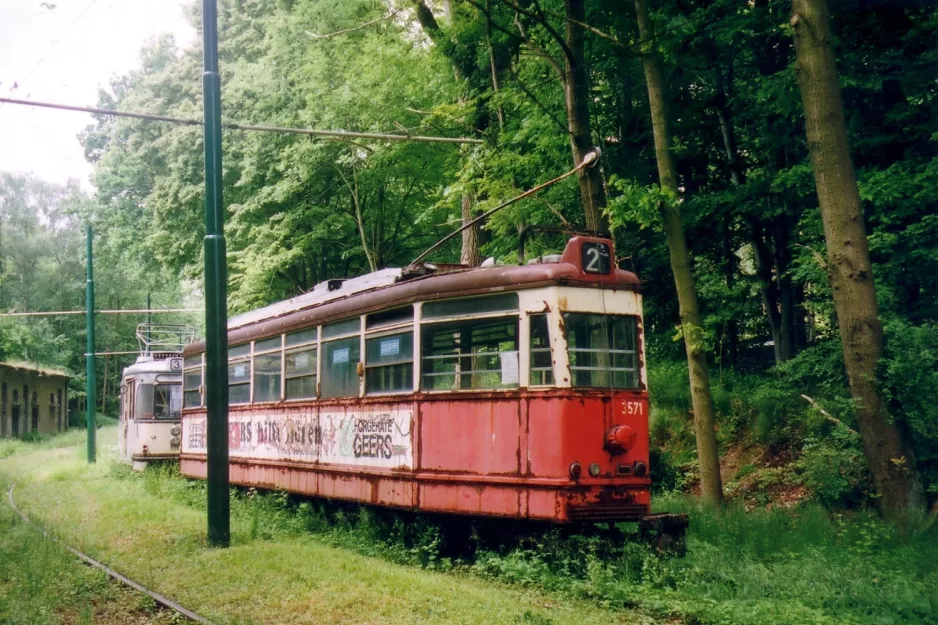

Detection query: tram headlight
(633, 461), (647, 478)
(588, 463), (601, 477)
(170, 425), (181, 436)
(569, 462), (582, 479)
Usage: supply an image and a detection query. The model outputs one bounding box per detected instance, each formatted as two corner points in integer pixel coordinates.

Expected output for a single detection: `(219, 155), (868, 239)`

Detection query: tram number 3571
(625, 400), (644, 416)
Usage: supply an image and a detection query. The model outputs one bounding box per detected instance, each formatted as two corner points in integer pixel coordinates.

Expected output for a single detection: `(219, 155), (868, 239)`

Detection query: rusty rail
(5, 483), (215, 625)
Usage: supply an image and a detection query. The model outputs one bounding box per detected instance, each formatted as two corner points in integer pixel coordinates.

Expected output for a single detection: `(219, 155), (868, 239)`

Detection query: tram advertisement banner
(182, 405), (413, 469)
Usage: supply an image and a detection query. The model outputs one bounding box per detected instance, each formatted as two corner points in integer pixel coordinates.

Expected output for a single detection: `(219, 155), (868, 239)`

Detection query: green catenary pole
(202, 0), (230, 547)
(85, 225), (96, 463)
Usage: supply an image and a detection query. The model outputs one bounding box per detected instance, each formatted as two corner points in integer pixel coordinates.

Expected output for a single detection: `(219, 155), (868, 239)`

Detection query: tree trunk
(721, 223), (738, 367)
(713, 68), (744, 187)
(791, 0), (923, 516)
(101, 355), (108, 417)
(635, 0), (723, 504)
(413, 1), (483, 264)
(460, 191), (482, 266)
(564, 0), (607, 232)
(774, 221), (795, 362)
(485, 0), (504, 130)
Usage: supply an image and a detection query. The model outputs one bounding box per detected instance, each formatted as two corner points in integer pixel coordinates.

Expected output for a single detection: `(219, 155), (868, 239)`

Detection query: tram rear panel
(119, 324), (191, 471)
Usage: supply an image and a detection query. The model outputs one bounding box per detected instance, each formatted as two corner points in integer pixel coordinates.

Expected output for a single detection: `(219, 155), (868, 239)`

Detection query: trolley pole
(202, 0), (230, 547)
(85, 225), (96, 464)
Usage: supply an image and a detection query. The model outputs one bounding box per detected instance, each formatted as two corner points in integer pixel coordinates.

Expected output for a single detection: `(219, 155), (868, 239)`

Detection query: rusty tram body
(181, 237), (656, 523)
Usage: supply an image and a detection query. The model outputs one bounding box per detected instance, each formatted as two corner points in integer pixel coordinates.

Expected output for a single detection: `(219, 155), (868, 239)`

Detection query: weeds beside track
(6, 482), (213, 624)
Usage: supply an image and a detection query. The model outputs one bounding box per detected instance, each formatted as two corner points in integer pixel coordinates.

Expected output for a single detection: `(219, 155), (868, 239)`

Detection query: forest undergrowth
(3, 367), (936, 625)
(127, 348), (938, 625)
(132, 459), (937, 625)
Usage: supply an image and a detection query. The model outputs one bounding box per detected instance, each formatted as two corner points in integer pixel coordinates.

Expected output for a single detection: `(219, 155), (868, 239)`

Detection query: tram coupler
(639, 513), (689, 556)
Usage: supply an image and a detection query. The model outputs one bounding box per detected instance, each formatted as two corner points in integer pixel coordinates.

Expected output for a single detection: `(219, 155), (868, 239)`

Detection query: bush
(796, 431), (872, 508)
(880, 318), (938, 495)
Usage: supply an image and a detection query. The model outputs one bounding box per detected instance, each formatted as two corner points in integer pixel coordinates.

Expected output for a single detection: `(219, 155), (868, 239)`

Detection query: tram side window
(529, 314), (554, 386)
(253, 336), (282, 403)
(183, 355), (202, 408)
(421, 318), (519, 390)
(229, 344), (252, 405)
(136, 384), (154, 419)
(321, 318), (361, 399)
(563, 313), (639, 389)
(286, 347), (317, 399)
(365, 332), (413, 394)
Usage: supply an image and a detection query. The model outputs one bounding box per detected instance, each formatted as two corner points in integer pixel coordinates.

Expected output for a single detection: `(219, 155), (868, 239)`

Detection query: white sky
(0, 0), (195, 188)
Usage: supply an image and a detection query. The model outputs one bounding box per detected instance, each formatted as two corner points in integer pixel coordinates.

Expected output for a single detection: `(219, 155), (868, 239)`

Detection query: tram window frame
(421, 315), (519, 391)
(285, 327), (318, 401)
(228, 343), (252, 405)
(137, 383), (182, 420)
(183, 354), (203, 408)
(365, 330), (414, 395)
(364, 307), (413, 395)
(153, 383), (182, 419)
(321, 318), (362, 399)
(529, 313), (554, 386)
(252, 335), (283, 403)
(422, 293), (518, 320)
(563, 313), (640, 389)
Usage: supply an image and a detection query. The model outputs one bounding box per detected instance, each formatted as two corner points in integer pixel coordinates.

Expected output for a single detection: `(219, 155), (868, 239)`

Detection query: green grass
(472, 496), (938, 625)
(0, 427), (638, 625)
(4, 427), (935, 625)
(0, 474), (178, 624)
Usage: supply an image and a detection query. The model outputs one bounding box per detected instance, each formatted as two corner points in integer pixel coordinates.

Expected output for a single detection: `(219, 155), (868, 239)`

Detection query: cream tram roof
(185, 237), (639, 356)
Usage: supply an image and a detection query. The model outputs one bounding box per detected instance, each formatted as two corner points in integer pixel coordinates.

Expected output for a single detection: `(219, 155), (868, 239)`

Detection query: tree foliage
(5, 0), (936, 501)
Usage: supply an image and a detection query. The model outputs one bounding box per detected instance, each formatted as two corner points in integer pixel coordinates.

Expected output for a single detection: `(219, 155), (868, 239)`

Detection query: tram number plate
(582, 242), (611, 274)
(625, 401), (644, 416)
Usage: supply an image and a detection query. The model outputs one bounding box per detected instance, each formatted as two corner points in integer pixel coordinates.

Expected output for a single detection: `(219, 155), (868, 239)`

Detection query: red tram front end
(180, 237), (653, 523)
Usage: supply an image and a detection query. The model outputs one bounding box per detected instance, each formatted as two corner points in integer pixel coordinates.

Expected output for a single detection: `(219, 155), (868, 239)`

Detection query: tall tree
(412, 1), (484, 265)
(561, 0), (607, 232)
(791, 0), (923, 515)
(634, 0), (723, 503)
(480, 0), (608, 231)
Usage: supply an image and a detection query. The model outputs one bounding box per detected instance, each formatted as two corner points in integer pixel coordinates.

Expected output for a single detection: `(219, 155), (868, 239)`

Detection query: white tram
(118, 324), (192, 470)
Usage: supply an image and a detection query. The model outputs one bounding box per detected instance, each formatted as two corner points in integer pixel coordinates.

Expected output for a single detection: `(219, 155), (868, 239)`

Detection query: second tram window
(421, 318), (519, 390)
(365, 332), (413, 394)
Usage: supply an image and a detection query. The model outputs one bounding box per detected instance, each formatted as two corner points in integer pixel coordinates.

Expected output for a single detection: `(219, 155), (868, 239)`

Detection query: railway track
(5, 482), (215, 625)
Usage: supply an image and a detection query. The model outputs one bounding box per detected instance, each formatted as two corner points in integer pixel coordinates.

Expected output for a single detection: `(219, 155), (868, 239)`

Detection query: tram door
(120, 378), (135, 462)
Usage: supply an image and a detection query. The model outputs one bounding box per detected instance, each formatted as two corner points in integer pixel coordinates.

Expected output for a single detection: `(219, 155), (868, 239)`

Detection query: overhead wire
(0, 97), (484, 145)
(0, 0), (98, 111)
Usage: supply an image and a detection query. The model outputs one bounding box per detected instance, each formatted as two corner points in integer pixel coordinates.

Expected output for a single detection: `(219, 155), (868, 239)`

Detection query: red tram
(180, 236), (654, 523)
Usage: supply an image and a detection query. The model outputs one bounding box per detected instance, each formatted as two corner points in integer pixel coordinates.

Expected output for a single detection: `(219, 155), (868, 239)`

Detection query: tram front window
(563, 313), (639, 389)
(136, 383), (182, 420)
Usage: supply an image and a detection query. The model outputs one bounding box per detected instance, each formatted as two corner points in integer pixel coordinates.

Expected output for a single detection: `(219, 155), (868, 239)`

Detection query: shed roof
(0, 361), (71, 380)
